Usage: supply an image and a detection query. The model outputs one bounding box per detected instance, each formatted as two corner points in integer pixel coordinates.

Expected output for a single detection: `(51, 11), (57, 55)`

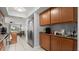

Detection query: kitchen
(39, 7), (77, 51)
(0, 7), (78, 51)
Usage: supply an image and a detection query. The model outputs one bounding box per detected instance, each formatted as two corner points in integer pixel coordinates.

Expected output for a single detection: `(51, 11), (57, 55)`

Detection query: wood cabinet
(0, 41), (4, 51)
(0, 10), (4, 24)
(40, 7), (77, 25)
(0, 10), (4, 17)
(51, 7), (77, 24)
(73, 7), (77, 22)
(11, 32), (17, 44)
(40, 33), (50, 50)
(51, 36), (76, 51)
(40, 9), (51, 25)
(73, 39), (77, 51)
(40, 33), (77, 51)
(51, 36), (61, 51)
(61, 38), (74, 51)
(51, 8), (62, 24)
(60, 7), (76, 23)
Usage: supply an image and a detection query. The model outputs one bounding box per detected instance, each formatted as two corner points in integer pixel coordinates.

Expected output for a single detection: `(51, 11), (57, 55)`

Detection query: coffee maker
(45, 27), (51, 34)
(1, 27), (7, 34)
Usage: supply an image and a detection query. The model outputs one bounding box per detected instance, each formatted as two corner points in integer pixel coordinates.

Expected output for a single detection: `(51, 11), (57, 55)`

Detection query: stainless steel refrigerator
(27, 19), (34, 47)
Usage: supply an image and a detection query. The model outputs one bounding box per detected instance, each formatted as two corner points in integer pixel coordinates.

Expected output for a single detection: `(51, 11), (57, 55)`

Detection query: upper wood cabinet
(40, 9), (51, 26)
(0, 10), (4, 17)
(60, 7), (76, 23)
(40, 33), (50, 50)
(51, 8), (62, 24)
(40, 7), (77, 25)
(0, 10), (4, 24)
(73, 7), (77, 22)
(51, 7), (77, 24)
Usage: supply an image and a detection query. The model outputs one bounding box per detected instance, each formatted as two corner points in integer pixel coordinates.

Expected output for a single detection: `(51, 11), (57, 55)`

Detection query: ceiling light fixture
(14, 7), (26, 12)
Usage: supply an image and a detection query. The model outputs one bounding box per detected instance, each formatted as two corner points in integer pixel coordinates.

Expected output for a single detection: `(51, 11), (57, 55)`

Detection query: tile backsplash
(40, 25), (50, 32)
(51, 23), (77, 34)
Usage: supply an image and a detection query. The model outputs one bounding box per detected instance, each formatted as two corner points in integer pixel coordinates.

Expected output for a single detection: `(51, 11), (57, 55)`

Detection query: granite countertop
(0, 33), (10, 43)
(51, 34), (77, 40)
(40, 32), (77, 40)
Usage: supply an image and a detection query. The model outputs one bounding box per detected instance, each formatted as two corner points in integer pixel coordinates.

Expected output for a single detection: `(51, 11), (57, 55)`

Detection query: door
(40, 9), (51, 25)
(40, 33), (50, 50)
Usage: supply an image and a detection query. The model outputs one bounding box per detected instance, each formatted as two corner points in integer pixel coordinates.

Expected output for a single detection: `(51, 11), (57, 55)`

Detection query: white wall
(34, 12), (40, 47)
(25, 19), (29, 42)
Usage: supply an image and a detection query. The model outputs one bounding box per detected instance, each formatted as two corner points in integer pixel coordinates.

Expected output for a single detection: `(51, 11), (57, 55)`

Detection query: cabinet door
(40, 9), (51, 25)
(40, 33), (50, 50)
(61, 38), (74, 51)
(73, 40), (77, 51)
(61, 7), (74, 23)
(51, 8), (62, 24)
(11, 32), (17, 44)
(73, 7), (77, 22)
(51, 36), (61, 51)
(0, 41), (4, 51)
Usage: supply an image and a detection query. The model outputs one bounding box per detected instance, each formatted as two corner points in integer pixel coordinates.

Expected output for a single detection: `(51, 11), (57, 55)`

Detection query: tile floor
(6, 36), (44, 51)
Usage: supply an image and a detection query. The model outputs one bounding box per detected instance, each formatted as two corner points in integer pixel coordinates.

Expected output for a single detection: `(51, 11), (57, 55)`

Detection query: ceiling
(0, 7), (49, 18)
(0, 7), (39, 18)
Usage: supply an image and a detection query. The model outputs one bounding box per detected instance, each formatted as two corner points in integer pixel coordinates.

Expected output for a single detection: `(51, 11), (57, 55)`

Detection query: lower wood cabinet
(0, 41), (4, 51)
(40, 33), (50, 50)
(11, 32), (17, 44)
(61, 38), (74, 51)
(51, 36), (61, 51)
(51, 36), (77, 51)
(40, 33), (77, 51)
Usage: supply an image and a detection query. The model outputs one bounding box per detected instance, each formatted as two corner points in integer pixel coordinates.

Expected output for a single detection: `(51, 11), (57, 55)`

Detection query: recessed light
(14, 7), (26, 12)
